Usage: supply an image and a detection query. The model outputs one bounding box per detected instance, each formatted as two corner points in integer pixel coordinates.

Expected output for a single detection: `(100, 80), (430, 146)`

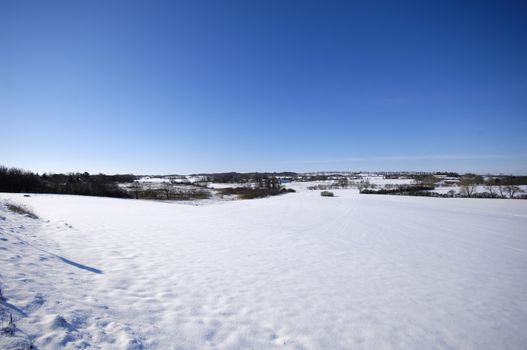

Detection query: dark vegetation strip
(6, 202), (39, 219)
(0, 166), (133, 198)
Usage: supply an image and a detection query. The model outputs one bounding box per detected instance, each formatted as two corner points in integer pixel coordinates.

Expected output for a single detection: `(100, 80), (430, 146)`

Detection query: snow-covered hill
(1, 191), (527, 349)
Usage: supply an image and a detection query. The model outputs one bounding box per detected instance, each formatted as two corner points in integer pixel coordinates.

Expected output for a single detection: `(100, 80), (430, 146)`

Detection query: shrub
(360, 185), (434, 195)
(172, 190), (211, 200)
(133, 188), (211, 200)
(219, 187), (270, 200)
(218, 186), (294, 199)
(281, 188), (296, 193)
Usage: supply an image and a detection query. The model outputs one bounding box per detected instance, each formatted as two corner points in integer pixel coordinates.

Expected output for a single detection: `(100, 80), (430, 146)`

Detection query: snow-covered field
(1, 190), (527, 349)
(360, 177), (415, 186)
(207, 183), (251, 189)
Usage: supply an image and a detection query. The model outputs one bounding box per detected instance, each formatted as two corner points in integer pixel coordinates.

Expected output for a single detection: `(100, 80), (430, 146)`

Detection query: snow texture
(1, 190), (527, 349)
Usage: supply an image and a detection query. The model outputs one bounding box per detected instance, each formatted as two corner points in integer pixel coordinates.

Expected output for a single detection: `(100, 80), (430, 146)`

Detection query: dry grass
(6, 202), (39, 219)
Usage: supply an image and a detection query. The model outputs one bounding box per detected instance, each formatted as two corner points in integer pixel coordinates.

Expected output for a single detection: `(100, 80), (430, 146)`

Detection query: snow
(1, 190), (527, 349)
(367, 178), (415, 186)
(136, 177), (171, 183)
(207, 183), (251, 189)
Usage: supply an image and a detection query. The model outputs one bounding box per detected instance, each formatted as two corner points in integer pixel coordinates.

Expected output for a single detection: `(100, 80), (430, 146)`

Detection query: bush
(218, 187), (271, 199)
(281, 188), (296, 193)
(133, 188), (211, 200)
(321, 191), (334, 197)
(172, 190), (211, 200)
(360, 185), (434, 196)
(218, 186), (294, 199)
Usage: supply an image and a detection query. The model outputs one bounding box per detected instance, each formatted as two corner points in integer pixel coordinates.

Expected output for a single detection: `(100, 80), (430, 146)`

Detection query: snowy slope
(1, 191), (527, 349)
(0, 201), (145, 349)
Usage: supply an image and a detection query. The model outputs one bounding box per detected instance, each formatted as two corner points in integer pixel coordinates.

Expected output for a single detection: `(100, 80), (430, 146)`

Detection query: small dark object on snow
(321, 191), (334, 197)
(23, 194), (31, 197)
(1, 313), (16, 336)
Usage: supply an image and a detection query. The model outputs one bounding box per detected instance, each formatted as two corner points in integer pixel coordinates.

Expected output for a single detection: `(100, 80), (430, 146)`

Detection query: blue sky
(1, 0), (526, 174)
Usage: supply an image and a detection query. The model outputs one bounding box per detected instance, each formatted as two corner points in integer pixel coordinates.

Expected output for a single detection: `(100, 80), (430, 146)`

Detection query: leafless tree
(486, 184), (496, 197)
(498, 184), (506, 198)
(504, 184), (523, 198)
(357, 180), (371, 192)
(337, 177), (349, 188)
(131, 181), (141, 199)
(162, 182), (172, 200)
(459, 175), (479, 197)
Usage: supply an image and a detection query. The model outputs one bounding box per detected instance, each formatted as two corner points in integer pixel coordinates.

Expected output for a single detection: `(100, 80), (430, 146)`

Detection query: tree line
(195, 172), (297, 184)
(459, 174), (525, 198)
(0, 166), (133, 198)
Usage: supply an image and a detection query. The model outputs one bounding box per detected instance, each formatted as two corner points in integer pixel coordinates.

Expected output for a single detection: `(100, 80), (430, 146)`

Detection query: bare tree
(459, 175), (479, 197)
(162, 182), (172, 200)
(498, 184), (506, 198)
(485, 184), (496, 197)
(486, 177), (505, 198)
(337, 177), (349, 188)
(131, 181), (141, 199)
(503, 184), (522, 198)
(357, 180), (372, 192)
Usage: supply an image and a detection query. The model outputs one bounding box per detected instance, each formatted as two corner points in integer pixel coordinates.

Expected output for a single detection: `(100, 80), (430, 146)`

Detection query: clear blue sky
(1, 0), (526, 174)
